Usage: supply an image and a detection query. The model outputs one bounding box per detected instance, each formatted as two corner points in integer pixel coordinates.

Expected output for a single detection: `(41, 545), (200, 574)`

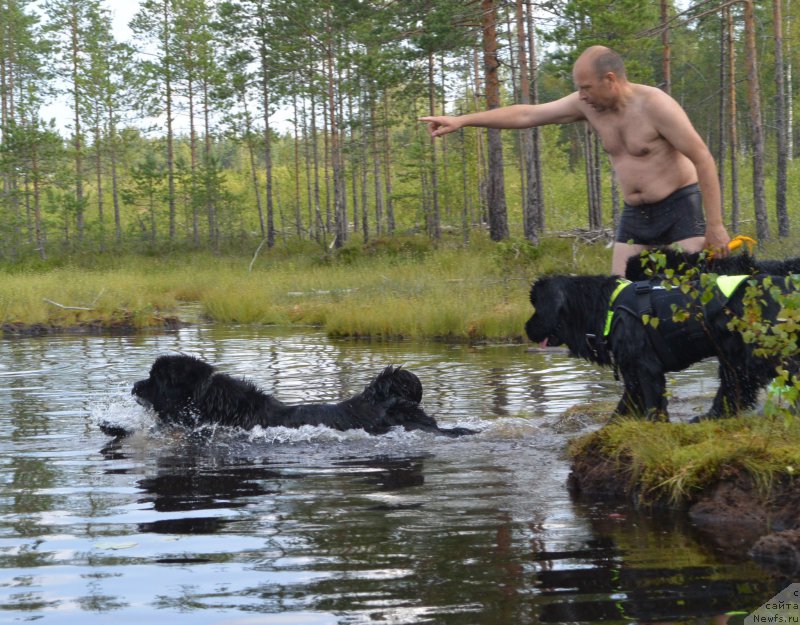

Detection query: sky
(39, 2), (138, 131)
(38, 0), (298, 136)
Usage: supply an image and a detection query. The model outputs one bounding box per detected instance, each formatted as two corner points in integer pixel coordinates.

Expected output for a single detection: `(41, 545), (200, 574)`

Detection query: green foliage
(726, 275), (800, 424)
(1, 0), (799, 262)
(632, 246), (800, 427)
(540, 0), (659, 82)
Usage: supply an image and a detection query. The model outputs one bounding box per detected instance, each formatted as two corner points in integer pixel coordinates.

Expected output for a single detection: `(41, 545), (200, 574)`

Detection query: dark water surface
(0, 326), (781, 624)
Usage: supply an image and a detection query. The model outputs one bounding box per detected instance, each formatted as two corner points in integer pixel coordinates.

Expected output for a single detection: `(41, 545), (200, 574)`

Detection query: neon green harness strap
(716, 274), (749, 298)
(602, 275), (747, 339)
(603, 279), (631, 337)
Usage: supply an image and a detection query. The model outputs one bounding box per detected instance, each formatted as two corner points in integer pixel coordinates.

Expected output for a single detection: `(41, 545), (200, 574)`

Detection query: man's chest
(593, 112), (664, 158)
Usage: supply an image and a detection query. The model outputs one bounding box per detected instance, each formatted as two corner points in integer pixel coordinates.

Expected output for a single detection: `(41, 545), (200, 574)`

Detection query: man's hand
(419, 115), (462, 138)
(705, 223), (732, 258)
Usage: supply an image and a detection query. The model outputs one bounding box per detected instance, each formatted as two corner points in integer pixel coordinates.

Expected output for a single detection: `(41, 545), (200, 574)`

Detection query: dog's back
(625, 248), (758, 281)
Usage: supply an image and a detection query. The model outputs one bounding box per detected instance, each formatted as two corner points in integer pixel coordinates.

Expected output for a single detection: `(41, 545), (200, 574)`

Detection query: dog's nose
(132, 380), (144, 395)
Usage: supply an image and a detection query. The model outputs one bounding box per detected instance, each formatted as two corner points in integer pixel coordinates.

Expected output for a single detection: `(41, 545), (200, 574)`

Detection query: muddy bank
(1, 316), (186, 337)
(569, 440), (800, 576)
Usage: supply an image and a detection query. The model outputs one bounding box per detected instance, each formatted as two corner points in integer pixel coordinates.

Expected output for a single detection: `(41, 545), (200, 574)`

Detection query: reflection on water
(0, 326), (781, 623)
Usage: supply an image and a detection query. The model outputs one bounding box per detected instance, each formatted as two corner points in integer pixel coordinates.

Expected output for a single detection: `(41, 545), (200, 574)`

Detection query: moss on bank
(569, 415), (800, 506)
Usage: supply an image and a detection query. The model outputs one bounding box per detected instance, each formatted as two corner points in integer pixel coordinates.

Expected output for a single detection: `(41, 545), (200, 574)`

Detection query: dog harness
(599, 275), (749, 372)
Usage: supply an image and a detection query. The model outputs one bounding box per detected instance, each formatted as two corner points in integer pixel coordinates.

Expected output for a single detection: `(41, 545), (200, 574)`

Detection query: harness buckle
(586, 333), (620, 380)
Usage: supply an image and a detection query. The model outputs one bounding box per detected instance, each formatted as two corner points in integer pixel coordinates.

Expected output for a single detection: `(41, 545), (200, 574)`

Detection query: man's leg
(612, 241), (648, 277)
(672, 235), (706, 254)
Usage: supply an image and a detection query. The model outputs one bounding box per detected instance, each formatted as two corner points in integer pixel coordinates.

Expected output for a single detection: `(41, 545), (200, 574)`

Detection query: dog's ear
(530, 277), (563, 317)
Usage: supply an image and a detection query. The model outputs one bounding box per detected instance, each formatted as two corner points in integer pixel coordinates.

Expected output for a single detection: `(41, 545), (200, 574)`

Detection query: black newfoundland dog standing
(102, 354), (476, 438)
(525, 273), (798, 421)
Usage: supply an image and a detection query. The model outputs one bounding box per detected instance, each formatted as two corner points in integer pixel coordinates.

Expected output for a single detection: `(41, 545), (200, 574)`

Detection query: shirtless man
(420, 45), (731, 276)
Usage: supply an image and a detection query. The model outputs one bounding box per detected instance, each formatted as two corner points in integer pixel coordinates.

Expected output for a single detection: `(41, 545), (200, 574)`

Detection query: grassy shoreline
(0, 234), (611, 340)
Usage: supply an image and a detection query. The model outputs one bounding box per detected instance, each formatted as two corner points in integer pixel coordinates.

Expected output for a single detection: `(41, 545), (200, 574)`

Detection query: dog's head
(132, 354), (215, 420)
(525, 277), (567, 348)
(361, 366), (423, 405)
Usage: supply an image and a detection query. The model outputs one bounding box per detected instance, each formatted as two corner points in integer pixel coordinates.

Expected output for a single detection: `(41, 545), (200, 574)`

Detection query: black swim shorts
(615, 183), (706, 245)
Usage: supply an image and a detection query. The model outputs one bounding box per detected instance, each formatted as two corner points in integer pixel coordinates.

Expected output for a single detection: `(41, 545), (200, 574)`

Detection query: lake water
(0, 325), (782, 624)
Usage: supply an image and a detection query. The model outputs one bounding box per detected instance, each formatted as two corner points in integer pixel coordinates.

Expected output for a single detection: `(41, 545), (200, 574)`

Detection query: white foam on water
(90, 393), (157, 434)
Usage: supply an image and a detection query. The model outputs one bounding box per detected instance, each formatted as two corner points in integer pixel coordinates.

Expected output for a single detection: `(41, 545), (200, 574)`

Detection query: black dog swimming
(101, 354), (476, 438)
(625, 247), (800, 282)
(525, 273), (798, 421)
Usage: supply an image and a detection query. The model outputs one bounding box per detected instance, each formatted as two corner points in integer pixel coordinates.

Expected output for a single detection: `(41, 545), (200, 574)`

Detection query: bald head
(576, 46), (627, 81)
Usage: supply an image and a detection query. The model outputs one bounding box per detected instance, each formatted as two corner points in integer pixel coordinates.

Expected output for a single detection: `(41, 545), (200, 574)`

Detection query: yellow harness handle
(707, 235), (756, 259)
(727, 235), (756, 252)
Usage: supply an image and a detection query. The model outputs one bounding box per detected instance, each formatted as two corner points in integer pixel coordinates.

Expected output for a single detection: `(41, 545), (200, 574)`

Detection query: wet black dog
(625, 248), (800, 281)
(525, 274), (798, 421)
(101, 354), (476, 438)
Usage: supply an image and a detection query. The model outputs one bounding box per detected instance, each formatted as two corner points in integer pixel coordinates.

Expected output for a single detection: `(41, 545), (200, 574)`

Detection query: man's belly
(612, 156), (697, 205)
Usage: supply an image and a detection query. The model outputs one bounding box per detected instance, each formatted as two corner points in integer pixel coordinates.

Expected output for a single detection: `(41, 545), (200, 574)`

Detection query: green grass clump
(570, 415), (800, 505)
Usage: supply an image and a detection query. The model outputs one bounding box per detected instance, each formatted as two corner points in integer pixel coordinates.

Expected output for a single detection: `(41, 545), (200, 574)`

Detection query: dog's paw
(98, 422), (135, 438)
(436, 426), (479, 437)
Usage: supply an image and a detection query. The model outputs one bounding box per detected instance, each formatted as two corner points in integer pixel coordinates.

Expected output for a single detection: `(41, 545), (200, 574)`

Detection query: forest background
(0, 0), (796, 263)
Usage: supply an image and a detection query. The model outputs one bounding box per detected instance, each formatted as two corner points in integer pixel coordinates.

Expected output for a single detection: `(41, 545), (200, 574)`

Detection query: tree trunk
(187, 45), (199, 246)
(426, 52), (441, 239)
(94, 114), (104, 251)
(292, 93), (303, 237)
(310, 86), (324, 243)
(382, 93), (394, 234)
(718, 12), (727, 214)
(321, 81), (331, 235)
(774, 0), (789, 236)
(349, 80), (359, 237)
(787, 0), (794, 161)
(108, 109), (122, 244)
(371, 101), (383, 241)
(360, 103), (369, 242)
(261, 68), (274, 248)
(516, 0), (538, 244)
(525, 0), (544, 229)
(726, 7), (740, 232)
(326, 31), (346, 248)
(660, 0), (671, 94)
(242, 94), (265, 238)
(583, 125), (602, 229)
(69, 4), (84, 243)
(31, 123), (46, 260)
(481, 0), (508, 241)
(202, 77), (217, 250)
(161, 0), (176, 243)
(472, 47), (488, 226)
(460, 124), (470, 244)
(743, 0), (769, 241)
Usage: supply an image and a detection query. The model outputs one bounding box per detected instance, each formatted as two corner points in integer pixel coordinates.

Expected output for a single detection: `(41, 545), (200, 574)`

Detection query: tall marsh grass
(1, 234), (592, 338)
(2, 232), (798, 340)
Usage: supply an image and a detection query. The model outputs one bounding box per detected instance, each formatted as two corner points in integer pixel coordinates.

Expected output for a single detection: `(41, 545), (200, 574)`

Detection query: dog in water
(525, 273), (798, 421)
(100, 354), (476, 438)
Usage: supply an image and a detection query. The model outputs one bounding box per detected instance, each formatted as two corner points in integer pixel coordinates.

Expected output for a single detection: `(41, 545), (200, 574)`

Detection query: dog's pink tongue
(539, 338), (548, 348)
